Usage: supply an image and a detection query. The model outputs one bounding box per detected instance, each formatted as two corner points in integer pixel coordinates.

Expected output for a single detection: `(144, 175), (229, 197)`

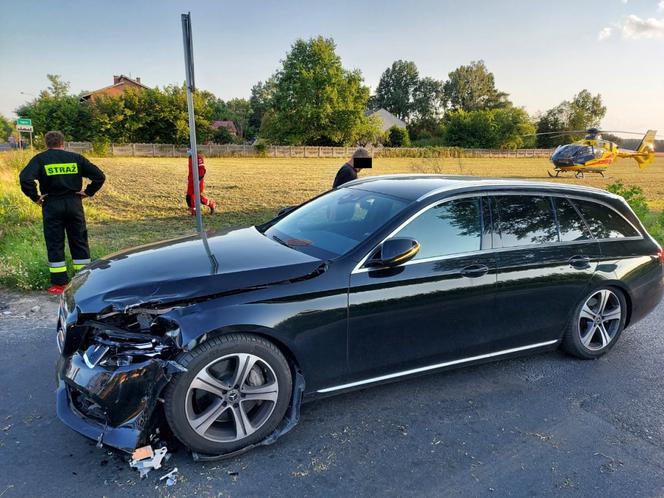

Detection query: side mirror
(366, 237), (420, 268)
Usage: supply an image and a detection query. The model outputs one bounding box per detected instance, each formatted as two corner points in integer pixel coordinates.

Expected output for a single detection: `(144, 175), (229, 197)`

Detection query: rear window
(571, 199), (639, 239)
(495, 195), (558, 247)
(553, 197), (592, 242)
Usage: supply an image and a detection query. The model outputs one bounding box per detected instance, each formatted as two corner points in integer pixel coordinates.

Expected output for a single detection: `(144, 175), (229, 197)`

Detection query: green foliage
(443, 107), (534, 149)
(213, 126), (235, 144)
(385, 126), (411, 147)
(0, 114), (13, 142)
(248, 79), (276, 139)
(606, 180), (649, 219)
(16, 75), (93, 142)
(211, 97), (251, 139)
(443, 61), (511, 112)
(606, 180), (664, 245)
(259, 37), (380, 146)
(374, 60), (420, 121)
(536, 90), (606, 147)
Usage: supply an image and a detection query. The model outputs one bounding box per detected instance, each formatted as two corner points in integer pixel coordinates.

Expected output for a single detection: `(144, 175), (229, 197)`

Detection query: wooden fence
(64, 142), (553, 159)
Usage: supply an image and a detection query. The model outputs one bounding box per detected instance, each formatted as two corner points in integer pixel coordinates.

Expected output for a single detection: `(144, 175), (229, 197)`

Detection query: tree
(0, 114), (13, 142)
(16, 75), (92, 141)
(443, 107), (534, 149)
(259, 37), (379, 145)
(409, 76), (445, 139)
(248, 79), (276, 138)
(536, 90), (606, 147)
(443, 60), (510, 112)
(373, 60), (420, 121)
(385, 126), (411, 147)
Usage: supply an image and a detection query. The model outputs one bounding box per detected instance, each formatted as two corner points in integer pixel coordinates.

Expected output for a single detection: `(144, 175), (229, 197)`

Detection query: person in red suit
(186, 150), (216, 215)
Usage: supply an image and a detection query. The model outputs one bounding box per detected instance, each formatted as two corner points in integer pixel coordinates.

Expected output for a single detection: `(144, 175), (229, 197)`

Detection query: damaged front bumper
(56, 355), (175, 452)
(55, 300), (184, 453)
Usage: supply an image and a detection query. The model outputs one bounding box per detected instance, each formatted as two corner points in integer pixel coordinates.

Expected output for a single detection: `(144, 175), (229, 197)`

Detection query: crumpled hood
(68, 227), (324, 313)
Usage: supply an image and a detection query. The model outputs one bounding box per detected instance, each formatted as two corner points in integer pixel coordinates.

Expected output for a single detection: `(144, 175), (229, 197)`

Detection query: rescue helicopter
(534, 128), (657, 178)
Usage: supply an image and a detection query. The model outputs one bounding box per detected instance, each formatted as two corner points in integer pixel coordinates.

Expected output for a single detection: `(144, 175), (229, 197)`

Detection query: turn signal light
(658, 248), (664, 263)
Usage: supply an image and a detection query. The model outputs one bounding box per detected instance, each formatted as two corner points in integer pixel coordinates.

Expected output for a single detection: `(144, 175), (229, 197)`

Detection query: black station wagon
(56, 175), (664, 458)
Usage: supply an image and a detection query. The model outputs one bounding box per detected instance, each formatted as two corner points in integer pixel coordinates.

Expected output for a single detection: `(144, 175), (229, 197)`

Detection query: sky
(1, 0), (663, 134)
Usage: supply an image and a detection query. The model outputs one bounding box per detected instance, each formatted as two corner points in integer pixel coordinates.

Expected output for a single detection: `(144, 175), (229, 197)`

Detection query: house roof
(365, 108), (407, 132)
(80, 75), (149, 99)
(211, 120), (238, 133)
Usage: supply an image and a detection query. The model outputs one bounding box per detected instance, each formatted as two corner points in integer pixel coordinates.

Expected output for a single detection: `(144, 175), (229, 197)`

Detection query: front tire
(562, 287), (627, 359)
(164, 334), (292, 455)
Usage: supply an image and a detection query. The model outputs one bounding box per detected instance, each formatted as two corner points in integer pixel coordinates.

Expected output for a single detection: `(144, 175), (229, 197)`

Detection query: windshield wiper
(271, 234), (291, 247)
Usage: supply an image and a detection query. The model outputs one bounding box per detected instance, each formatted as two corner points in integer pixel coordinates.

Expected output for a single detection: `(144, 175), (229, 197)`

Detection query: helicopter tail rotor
(633, 130), (657, 169)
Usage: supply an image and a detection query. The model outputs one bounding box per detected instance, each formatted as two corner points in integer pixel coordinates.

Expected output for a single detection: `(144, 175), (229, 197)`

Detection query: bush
(607, 180), (663, 245)
(385, 126), (411, 147)
(91, 138), (111, 157)
(254, 141), (269, 157)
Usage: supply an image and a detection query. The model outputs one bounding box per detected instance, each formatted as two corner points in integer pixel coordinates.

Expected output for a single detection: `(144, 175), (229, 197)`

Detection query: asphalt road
(1, 290), (664, 498)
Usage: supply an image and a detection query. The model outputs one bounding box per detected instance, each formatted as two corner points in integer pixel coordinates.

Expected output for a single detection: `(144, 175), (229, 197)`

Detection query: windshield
(264, 188), (410, 259)
(552, 144), (593, 160)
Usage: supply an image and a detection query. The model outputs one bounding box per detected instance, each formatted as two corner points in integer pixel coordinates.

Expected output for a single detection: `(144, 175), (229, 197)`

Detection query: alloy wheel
(578, 289), (622, 351)
(185, 353), (279, 442)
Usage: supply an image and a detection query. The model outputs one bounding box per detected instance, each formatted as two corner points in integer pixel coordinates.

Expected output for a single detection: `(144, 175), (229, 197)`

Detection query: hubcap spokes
(579, 289), (621, 351)
(185, 353), (278, 442)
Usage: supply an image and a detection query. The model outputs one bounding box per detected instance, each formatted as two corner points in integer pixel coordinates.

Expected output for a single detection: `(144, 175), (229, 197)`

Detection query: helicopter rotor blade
(523, 130), (588, 137)
(599, 130), (648, 136)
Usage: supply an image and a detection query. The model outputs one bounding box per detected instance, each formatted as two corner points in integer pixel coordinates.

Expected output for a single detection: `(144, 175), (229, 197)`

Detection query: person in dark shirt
(332, 147), (370, 188)
(19, 130), (106, 294)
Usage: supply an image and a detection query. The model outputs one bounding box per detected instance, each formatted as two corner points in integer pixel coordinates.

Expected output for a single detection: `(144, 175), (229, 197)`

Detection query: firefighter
(332, 147), (370, 188)
(19, 131), (106, 294)
(185, 150), (216, 215)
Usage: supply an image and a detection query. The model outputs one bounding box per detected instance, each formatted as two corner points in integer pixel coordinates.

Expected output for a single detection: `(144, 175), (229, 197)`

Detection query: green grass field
(2, 150), (664, 290)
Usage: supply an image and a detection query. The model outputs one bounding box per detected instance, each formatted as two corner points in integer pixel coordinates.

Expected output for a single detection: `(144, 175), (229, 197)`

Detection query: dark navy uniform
(19, 149), (105, 285)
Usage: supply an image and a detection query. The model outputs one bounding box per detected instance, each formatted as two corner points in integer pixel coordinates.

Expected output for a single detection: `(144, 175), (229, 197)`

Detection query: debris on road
(129, 445), (169, 478)
(159, 467), (178, 486)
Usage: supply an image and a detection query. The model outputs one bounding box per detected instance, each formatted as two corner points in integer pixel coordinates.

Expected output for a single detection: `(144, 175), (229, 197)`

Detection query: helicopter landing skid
(547, 170), (561, 178)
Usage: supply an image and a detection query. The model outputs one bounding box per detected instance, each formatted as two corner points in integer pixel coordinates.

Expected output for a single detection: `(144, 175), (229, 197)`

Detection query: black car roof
(344, 174), (617, 203)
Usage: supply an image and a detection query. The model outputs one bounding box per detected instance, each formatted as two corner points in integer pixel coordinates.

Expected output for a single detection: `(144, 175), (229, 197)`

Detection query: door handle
(568, 255), (591, 269)
(460, 264), (489, 278)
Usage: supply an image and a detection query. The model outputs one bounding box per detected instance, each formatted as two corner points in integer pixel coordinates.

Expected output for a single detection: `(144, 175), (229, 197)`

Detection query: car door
(346, 195), (499, 383)
(492, 193), (600, 347)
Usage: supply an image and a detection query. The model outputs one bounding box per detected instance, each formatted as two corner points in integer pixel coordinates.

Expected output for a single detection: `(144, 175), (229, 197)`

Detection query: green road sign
(16, 118), (32, 126)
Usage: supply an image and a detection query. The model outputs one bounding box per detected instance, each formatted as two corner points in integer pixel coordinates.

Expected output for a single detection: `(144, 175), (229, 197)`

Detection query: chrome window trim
(317, 339), (559, 393)
(351, 193), (486, 274)
(352, 190), (644, 274)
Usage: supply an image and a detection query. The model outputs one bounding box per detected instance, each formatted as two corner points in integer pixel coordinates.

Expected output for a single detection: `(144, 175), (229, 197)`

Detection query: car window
(496, 195), (558, 247)
(553, 197), (592, 242)
(265, 188), (409, 259)
(395, 198), (482, 260)
(571, 199), (639, 239)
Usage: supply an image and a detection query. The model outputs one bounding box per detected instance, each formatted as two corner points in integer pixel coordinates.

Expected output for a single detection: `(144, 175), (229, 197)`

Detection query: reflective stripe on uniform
(73, 264), (86, 271)
(72, 259), (91, 265)
(48, 261), (66, 268)
(49, 266), (67, 273)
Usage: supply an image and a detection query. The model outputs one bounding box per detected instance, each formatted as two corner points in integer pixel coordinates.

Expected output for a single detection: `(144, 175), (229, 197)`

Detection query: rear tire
(562, 287), (627, 359)
(164, 333), (292, 455)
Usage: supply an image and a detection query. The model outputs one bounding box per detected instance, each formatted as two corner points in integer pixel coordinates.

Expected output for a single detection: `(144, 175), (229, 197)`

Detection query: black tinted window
(554, 197), (591, 241)
(571, 199), (639, 239)
(496, 195), (558, 247)
(396, 198), (482, 259)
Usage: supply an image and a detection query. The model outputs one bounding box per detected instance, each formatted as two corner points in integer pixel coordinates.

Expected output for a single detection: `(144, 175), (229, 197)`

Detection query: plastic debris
(160, 467), (178, 486)
(130, 445), (168, 478)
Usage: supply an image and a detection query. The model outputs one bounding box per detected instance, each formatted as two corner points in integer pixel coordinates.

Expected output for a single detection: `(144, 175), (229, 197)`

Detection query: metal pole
(181, 12), (203, 234)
